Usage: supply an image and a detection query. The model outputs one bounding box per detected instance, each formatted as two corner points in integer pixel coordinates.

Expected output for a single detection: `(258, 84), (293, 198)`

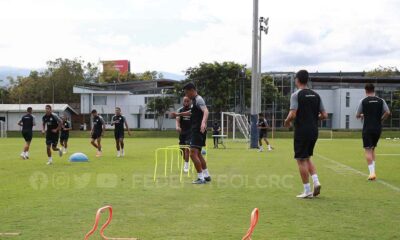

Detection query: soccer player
(18, 107), (36, 159)
(171, 83), (211, 184)
(60, 113), (72, 154)
(175, 96), (192, 172)
(90, 109), (105, 157)
(257, 113), (272, 152)
(212, 122), (221, 149)
(284, 70), (327, 198)
(42, 105), (63, 165)
(356, 83), (390, 181)
(111, 107), (131, 157)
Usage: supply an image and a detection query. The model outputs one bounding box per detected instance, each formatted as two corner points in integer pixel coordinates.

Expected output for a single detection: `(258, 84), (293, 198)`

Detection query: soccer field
(0, 137), (399, 239)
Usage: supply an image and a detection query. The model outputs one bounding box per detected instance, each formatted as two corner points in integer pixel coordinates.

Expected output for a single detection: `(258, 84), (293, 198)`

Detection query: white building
(0, 104), (78, 131)
(73, 79), (180, 130)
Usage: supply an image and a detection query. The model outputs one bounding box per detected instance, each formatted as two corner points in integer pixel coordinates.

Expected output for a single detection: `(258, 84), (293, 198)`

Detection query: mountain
(0, 66), (33, 86)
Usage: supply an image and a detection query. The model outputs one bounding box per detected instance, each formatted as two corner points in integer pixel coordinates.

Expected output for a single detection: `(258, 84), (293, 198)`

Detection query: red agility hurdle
(242, 208), (259, 240)
(84, 205), (138, 240)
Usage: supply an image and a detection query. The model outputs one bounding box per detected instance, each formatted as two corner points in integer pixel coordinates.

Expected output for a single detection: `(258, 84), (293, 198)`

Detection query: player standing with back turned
(356, 83), (390, 180)
(284, 70), (327, 198)
(18, 107), (36, 159)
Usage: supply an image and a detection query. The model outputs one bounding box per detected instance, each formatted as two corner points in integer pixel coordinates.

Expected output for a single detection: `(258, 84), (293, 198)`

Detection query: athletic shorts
(259, 131), (267, 139)
(114, 130), (124, 140)
(60, 133), (69, 141)
(362, 131), (381, 149)
(22, 130), (33, 142)
(46, 132), (59, 146)
(294, 138), (317, 160)
(179, 132), (191, 145)
(91, 131), (102, 140)
(190, 130), (207, 150)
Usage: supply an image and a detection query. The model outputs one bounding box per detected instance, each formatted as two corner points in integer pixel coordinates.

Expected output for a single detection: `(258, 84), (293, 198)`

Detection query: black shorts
(362, 131), (381, 149)
(179, 132), (191, 145)
(46, 132), (59, 146)
(22, 130), (33, 142)
(294, 138), (317, 160)
(91, 131), (102, 140)
(114, 130), (124, 140)
(60, 133), (69, 141)
(190, 130), (207, 150)
(259, 131), (267, 139)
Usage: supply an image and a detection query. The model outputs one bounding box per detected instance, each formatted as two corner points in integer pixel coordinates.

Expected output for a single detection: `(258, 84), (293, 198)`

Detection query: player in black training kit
(170, 83), (211, 184)
(175, 96), (192, 173)
(18, 107), (36, 159)
(111, 107), (131, 157)
(90, 109), (106, 157)
(257, 113), (272, 152)
(284, 70), (327, 198)
(42, 105), (63, 165)
(60, 113), (72, 154)
(212, 122), (221, 148)
(356, 83), (390, 181)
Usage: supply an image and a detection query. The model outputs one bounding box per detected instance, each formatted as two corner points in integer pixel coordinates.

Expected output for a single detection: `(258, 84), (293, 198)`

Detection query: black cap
(183, 82), (196, 90)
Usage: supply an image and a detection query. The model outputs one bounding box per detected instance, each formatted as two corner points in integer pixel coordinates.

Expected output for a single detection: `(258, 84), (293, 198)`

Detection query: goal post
(221, 112), (250, 142)
(0, 120), (7, 138)
(319, 129), (333, 140)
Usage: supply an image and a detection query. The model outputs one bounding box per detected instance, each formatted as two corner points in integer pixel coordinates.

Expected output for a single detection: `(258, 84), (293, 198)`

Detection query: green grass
(0, 136), (399, 239)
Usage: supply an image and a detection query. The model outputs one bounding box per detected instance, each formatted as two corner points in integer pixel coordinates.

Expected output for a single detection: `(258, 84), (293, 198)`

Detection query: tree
(138, 71), (162, 81)
(146, 97), (175, 130)
(366, 66), (399, 77)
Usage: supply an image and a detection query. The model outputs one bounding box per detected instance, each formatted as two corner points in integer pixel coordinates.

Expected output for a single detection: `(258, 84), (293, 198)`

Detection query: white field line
(376, 154), (400, 156)
(315, 153), (400, 193)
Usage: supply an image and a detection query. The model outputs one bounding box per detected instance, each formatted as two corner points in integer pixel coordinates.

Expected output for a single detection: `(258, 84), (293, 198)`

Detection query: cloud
(0, 0), (399, 73)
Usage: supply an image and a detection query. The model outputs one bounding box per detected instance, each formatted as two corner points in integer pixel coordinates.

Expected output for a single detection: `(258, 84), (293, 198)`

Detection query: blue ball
(69, 152), (89, 162)
(201, 149), (207, 155)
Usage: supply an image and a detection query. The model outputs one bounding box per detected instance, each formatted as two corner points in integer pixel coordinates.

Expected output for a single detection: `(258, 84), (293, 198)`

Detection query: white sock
(368, 164), (375, 175)
(304, 183), (311, 193)
(117, 150), (120, 154)
(26, 151), (29, 156)
(259, 146), (263, 150)
(203, 169), (210, 177)
(373, 160), (375, 168)
(48, 157), (53, 162)
(268, 145), (272, 150)
(198, 172), (204, 180)
(184, 162), (189, 168)
(311, 174), (320, 185)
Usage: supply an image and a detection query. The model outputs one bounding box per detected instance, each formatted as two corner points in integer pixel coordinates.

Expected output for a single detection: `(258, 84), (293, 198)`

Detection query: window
(345, 115), (350, 129)
(345, 92), (350, 107)
(94, 96), (107, 105)
(145, 114), (155, 119)
(320, 113), (333, 128)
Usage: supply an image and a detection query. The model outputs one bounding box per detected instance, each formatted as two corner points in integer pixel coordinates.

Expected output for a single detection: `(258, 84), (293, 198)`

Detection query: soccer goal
(0, 120), (7, 138)
(319, 129), (333, 140)
(220, 112), (250, 142)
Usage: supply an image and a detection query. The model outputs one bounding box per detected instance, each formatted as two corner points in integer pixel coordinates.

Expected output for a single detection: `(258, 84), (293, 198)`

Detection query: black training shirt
(356, 96), (389, 133)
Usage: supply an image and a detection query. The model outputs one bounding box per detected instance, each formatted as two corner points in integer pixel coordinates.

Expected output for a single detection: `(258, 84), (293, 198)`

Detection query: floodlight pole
(250, 0), (259, 148)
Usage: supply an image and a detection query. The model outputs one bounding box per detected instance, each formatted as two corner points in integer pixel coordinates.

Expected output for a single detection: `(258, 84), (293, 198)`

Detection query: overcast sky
(0, 0), (399, 74)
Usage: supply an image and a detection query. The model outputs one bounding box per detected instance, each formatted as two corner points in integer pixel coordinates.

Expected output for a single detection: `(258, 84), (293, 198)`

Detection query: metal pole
(250, 0), (259, 148)
(258, 26), (262, 114)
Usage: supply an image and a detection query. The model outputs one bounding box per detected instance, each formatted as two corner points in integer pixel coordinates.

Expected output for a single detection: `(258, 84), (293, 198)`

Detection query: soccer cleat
(192, 178), (206, 184)
(58, 149), (63, 157)
(296, 192), (313, 199)
(121, 150), (125, 157)
(204, 176), (212, 182)
(257, 148), (264, 152)
(117, 152), (121, 158)
(368, 173), (376, 181)
(20, 152), (26, 160)
(313, 184), (322, 197)
(47, 160), (53, 165)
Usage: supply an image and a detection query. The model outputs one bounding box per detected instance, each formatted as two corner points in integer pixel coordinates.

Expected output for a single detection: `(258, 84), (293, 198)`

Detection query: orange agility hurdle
(84, 205), (138, 240)
(242, 208), (259, 240)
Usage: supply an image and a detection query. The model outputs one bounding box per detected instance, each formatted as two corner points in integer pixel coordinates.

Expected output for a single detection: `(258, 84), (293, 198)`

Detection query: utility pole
(250, 0), (259, 148)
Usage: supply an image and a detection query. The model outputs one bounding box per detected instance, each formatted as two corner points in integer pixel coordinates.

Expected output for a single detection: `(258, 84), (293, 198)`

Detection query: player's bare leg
(296, 159), (313, 198)
(365, 148), (376, 180)
(190, 148), (206, 184)
(263, 138), (272, 151)
(198, 150), (211, 182)
(306, 159), (321, 196)
(96, 138), (102, 157)
(120, 139), (125, 156)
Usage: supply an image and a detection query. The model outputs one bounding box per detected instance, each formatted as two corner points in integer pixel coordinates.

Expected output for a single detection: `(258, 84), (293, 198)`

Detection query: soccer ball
(201, 149), (207, 155)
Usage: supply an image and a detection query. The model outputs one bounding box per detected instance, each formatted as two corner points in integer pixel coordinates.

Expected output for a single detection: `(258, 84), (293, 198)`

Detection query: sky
(0, 0), (399, 74)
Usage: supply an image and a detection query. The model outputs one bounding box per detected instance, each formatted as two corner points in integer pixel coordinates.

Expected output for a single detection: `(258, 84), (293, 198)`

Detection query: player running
(90, 109), (106, 157)
(171, 83), (211, 184)
(60, 113), (72, 154)
(175, 96), (192, 173)
(42, 105), (63, 165)
(18, 107), (36, 159)
(356, 83), (390, 181)
(257, 113), (272, 152)
(111, 107), (131, 157)
(284, 70), (327, 198)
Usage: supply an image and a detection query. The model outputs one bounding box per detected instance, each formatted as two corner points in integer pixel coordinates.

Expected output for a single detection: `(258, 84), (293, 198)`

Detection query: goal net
(0, 120), (7, 138)
(220, 112), (250, 142)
